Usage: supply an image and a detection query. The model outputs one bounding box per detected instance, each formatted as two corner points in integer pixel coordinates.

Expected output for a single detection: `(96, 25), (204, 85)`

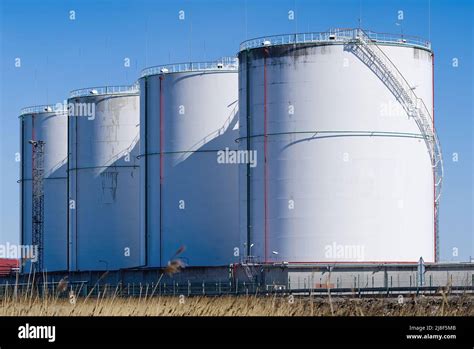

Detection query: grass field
(1, 290), (472, 316)
(1, 270), (472, 316)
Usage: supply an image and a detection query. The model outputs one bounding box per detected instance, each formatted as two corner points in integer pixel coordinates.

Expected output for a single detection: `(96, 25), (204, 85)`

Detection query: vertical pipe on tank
(71, 108), (75, 270)
(245, 51), (252, 257)
(67, 110), (71, 270)
(20, 117), (25, 264)
(263, 48), (269, 263)
(67, 112), (71, 270)
(159, 74), (164, 268)
(144, 77), (149, 266)
(68, 103), (77, 270)
(74, 106), (79, 269)
(66, 106), (70, 269)
(31, 114), (35, 171)
(245, 51), (252, 258)
(30, 114), (37, 267)
(432, 52), (437, 262)
(68, 103), (79, 270)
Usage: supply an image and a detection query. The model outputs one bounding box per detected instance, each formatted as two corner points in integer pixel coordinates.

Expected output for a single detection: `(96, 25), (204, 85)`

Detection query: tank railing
(352, 28), (442, 202)
(20, 104), (67, 116)
(174, 100), (239, 164)
(334, 28), (431, 49)
(140, 57), (238, 78)
(239, 28), (431, 51)
(69, 84), (139, 99)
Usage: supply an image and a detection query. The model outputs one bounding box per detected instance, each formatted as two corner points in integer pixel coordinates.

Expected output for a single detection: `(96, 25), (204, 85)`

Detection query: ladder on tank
(31, 140), (45, 272)
(340, 29), (443, 259)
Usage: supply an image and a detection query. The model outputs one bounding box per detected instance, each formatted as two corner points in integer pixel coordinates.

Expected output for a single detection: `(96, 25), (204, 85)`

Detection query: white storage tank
(19, 105), (68, 272)
(68, 85), (140, 271)
(139, 58), (240, 267)
(238, 29), (442, 263)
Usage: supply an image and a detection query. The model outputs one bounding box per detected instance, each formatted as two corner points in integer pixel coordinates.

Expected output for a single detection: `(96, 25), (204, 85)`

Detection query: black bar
(0, 316), (472, 347)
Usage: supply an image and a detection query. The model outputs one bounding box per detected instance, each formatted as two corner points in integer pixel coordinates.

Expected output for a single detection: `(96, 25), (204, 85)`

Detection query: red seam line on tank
(263, 49), (269, 264)
(31, 114), (35, 182)
(159, 76), (164, 185)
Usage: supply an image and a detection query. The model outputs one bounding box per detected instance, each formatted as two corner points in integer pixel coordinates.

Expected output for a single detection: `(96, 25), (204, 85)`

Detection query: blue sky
(0, 0), (472, 261)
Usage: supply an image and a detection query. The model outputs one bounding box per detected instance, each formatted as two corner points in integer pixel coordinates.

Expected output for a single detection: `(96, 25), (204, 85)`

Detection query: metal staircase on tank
(242, 260), (258, 282)
(337, 28), (444, 260)
(243, 264), (254, 280)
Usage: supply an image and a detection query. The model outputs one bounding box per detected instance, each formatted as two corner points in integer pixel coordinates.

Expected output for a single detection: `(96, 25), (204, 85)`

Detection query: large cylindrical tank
(238, 29), (436, 263)
(68, 85), (140, 271)
(19, 105), (68, 272)
(139, 58), (239, 267)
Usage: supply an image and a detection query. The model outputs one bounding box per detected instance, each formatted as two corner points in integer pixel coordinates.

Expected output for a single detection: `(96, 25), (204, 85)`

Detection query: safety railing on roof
(20, 104), (67, 116)
(69, 83), (139, 98)
(239, 28), (431, 51)
(141, 57), (238, 78)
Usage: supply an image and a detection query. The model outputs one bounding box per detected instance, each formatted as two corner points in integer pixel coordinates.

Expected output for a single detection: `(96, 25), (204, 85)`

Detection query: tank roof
(69, 84), (139, 99)
(140, 57), (238, 78)
(239, 28), (431, 52)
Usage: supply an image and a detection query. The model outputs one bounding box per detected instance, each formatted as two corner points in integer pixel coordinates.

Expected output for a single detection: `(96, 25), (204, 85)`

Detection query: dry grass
(2, 265), (472, 316)
(1, 291), (472, 316)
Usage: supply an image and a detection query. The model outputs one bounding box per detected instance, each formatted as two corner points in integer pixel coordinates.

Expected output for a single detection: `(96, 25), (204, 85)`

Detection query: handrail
(239, 28), (431, 52)
(69, 83), (139, 98)
(141, 57), (238, 78)
(358, 29), (442, 158)
(19, 104), (67, 116)
(350, 28), (443, 202)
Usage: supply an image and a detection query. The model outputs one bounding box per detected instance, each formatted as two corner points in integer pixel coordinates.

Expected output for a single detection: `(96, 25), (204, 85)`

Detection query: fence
(1, 280), (472, 299)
